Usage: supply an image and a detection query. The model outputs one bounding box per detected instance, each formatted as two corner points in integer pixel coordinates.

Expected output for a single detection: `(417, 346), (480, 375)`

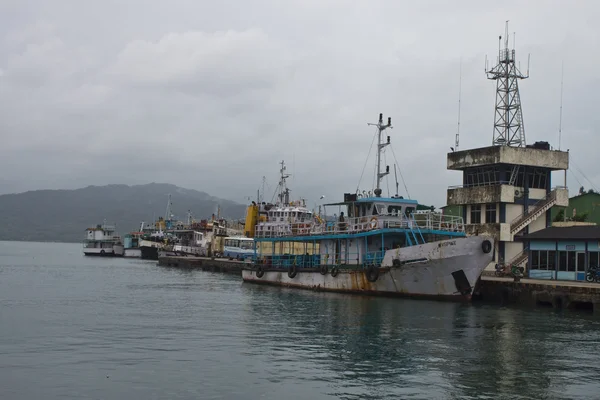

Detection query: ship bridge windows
(388, 205), (403, 216)
(404, 206), (415, 217)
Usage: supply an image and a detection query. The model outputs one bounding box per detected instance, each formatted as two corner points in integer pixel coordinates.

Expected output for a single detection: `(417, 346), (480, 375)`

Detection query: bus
(223, 237), (255, 260)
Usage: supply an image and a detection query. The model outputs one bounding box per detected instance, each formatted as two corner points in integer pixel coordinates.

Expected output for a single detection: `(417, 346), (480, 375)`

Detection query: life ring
(256, 266), (265, 278)
(288, 265), (298, 279)
(369, 217), (378, 230)
(366, 265), (379, 282)
(330, 266), (339, 277)
(319, 265), (328, 275)
(481, 240), (492, 254)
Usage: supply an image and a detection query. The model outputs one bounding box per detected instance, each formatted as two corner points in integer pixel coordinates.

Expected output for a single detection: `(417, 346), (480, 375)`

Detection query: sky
(1, 0), (599, 208)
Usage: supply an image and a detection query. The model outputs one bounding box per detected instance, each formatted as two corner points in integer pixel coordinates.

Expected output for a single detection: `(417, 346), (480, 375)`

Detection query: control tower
(446, 23), (569, 272)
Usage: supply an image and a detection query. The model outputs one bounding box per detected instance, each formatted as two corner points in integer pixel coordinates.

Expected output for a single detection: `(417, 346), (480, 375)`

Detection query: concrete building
(446, 144), (569, 272)
(521, 225), (600, 281)
(445, 24), (571, 272)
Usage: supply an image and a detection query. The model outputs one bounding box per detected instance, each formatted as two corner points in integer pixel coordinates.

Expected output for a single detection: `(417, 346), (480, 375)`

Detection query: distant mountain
(0, 183), (247, 243)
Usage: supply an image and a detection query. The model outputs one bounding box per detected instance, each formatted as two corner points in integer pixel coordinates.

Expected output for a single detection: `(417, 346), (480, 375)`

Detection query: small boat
(83, 222), (124, 257)
(139, 232), (167, 260)
(241, 114), (494, 301)
(123, 231), (143, 258)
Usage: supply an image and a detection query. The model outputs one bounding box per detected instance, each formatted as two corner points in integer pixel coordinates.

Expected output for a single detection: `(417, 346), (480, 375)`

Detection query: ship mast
(367, 113), (392, 197)
(277, 160), (291, 205)
(165, 193), (173, 221)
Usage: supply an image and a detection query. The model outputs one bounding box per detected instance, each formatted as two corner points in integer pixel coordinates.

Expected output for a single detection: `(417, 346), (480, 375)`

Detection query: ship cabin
(253, 193), (466, 270)
(83, 223), (122, 252)
(254, 200), (315, 238)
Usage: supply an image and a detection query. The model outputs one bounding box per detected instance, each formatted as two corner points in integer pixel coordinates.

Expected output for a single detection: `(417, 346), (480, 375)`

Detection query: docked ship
(83, 222), (124, 257)
(241, 114), (494, 301)
(159, 218), (231, 258)
(123, 229), (143, 258)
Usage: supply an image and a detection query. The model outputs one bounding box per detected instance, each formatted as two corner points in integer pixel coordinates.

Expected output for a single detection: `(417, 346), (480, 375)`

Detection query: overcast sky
(1, 0), (598, 208)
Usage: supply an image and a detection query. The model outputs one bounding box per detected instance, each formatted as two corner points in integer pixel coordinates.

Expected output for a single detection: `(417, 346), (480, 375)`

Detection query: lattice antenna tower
(485, 21), (530, 147)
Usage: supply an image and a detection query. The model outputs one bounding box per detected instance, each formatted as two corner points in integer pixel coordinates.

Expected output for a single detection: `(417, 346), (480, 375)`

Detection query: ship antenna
(394, 164), (399, 197)
(165, 193), (172, 221)
(367, 113), (392, 197)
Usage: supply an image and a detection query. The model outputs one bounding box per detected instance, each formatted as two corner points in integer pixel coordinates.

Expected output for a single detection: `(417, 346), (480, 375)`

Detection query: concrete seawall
(476, 276), (600, 312)
(158, 256), (245, 275)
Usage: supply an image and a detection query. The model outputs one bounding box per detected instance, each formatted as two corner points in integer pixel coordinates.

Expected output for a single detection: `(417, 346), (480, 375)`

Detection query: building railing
(510, 189), (558, 230)
(448, 180), (511, 189)
(253, 212), (465, 238)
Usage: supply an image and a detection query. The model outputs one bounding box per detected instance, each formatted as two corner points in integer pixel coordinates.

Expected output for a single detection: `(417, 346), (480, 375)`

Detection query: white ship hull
(242, 236), (494, 301)
(83, 247), (122, 257)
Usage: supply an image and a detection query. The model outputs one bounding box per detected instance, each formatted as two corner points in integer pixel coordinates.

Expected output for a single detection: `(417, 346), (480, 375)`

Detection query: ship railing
(411, 212), (465, 233)
(254, 249), (387, 269)
(254, 213), (464, 238)
(310, 216), (376, 235)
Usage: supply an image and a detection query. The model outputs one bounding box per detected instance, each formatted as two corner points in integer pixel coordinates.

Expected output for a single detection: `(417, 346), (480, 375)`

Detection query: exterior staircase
(510, 189), (559, 235)
(507, 247), (529, 268)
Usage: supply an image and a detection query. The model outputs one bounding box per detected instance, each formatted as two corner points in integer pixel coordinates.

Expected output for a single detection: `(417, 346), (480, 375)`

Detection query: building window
(567, 251), (576, 272)
(470, 205), (482, 224)
(465, 166), (501, 187)
(485, 204), (497, 223)
(590, 252), (599, 270)
(559, 251), (567, 271)
(531, 250), (554, 270)
(527, 168), (548, 189)
(540, 250), (548, 270)
(531, 251), (540, 269)
(548, 251), (556, 271)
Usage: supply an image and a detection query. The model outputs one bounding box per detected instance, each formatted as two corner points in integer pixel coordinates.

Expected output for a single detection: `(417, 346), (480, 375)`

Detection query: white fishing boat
(83, 222), (124, 257)
(241, 114), (494, 301)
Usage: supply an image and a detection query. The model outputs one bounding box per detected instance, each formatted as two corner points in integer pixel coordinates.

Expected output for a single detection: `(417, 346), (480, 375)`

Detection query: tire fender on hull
(288, 265), (298, 279)
(366, 265), (379, 282)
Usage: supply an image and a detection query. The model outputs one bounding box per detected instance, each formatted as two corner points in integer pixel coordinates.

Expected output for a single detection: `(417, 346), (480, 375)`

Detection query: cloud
(0, 0), (599, 210)
(109, 29), (286, 95)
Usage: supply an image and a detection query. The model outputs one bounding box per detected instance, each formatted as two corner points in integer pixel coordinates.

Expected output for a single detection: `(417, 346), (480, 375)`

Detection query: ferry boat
(241, 114), (494, 301)
(83, 222), (124, 257)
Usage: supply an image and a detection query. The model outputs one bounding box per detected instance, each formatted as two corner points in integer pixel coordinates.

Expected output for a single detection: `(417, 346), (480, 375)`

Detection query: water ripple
(2, 241), (600, 399)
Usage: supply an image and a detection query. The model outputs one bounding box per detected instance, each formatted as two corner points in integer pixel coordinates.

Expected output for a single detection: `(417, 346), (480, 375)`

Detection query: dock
(158, 255), (246, 275)
(476, 275), (600, 312)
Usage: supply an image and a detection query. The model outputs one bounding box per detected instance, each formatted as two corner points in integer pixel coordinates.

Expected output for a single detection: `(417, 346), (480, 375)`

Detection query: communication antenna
(558, 61), (564, 150)
(455, 57), (462, 151)
(485, 21), (530, 147)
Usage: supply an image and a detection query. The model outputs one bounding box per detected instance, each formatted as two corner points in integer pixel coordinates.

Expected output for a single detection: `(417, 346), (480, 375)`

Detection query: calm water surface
(1, 241), (600, 399)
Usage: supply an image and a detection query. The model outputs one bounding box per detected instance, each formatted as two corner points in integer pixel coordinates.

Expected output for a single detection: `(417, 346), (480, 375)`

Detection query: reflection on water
(1, 241), (600, 400)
